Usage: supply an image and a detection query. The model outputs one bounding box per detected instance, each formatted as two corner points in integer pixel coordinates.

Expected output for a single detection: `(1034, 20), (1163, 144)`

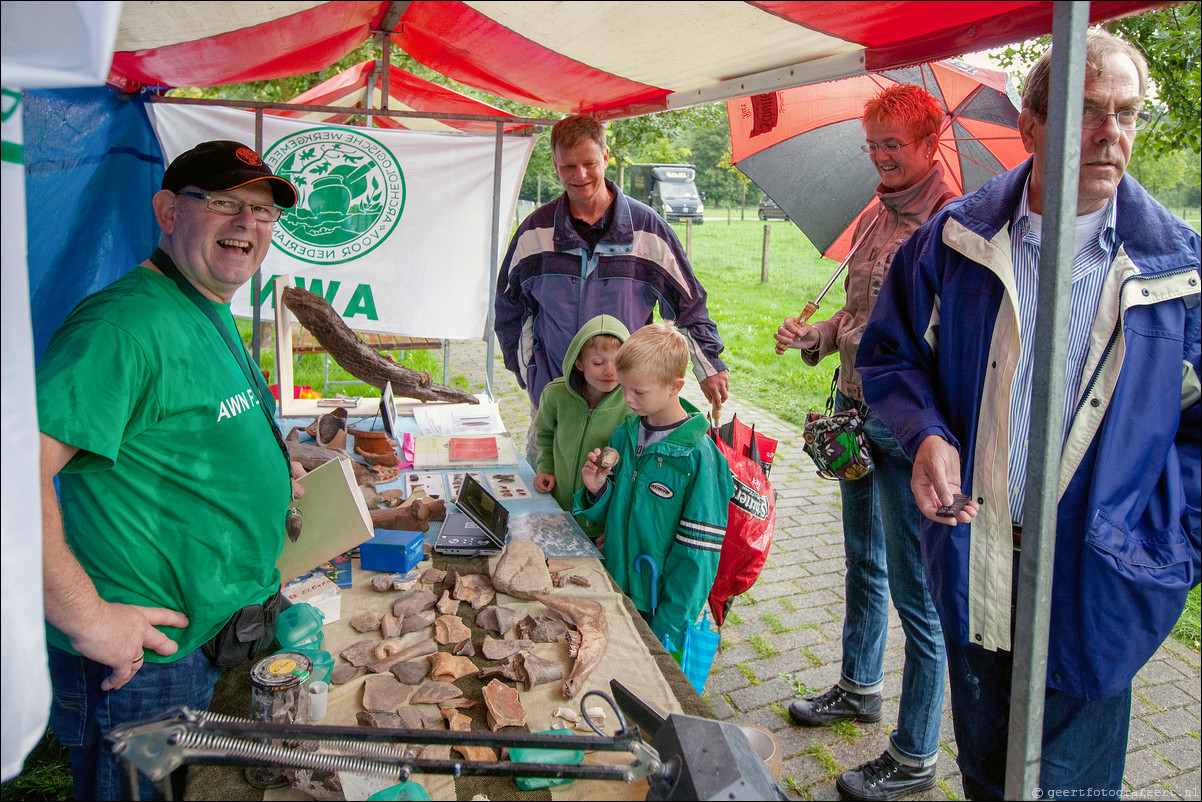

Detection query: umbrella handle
(633, 554), (659, 613)
(774, 300), (820, 355)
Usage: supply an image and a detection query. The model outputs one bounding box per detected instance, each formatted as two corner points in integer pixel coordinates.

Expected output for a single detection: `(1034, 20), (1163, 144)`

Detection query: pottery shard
(356, 710), (402, 728)
(410, 681), (464, 706)
(380, 613), (401, 640)
(362, 676), (413, 713)
(482, 679), (527, 731)
(421, 567), (447, 585)
(516, 614), (568, 643)
(443, 708), (472, 732)
(371, 574), (394, 592)
(428, 652), (478, 682)
(436, 590), (460, 616)
(490, 536), (552, 599)
(452, 637), (476, 657)
(515, 652), (564, 691)
(350, 612), (382, 632)
(481, 635), (534, 661)
(399, 614), (432, 635)
(330, 664), (365, 685)
(367, 638), (437, 674)
(395, 707), (427, 730)
(452, 573), (495, 609)
(342, 640), (384, 668)
(546, 559), (575, 574)
(438, 697), (478, 710)
(455, 745), (498, 762)
(569, 575), (591, 587)
(392, 589), (439, 619)
(476, 605), (516, 636)
(434, 615), (472, 645)
(389, 660), (429, 685)
(598, 446), (620, 469)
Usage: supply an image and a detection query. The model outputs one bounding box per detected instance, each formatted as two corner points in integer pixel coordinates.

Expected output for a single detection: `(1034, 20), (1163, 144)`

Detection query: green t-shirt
(36, 267), (291, 660)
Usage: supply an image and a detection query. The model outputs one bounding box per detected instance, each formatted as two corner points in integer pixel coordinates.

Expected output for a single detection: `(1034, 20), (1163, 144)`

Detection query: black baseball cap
(162, 140), (297, 208)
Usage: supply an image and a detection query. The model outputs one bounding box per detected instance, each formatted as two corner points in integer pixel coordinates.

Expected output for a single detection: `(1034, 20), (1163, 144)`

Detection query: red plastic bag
(708, 414), (776, 626)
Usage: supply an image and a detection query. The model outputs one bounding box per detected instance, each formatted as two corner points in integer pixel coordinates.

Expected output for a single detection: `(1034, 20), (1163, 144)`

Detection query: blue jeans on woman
(48, 645), (222, 800)
(834, 390), (946, 766)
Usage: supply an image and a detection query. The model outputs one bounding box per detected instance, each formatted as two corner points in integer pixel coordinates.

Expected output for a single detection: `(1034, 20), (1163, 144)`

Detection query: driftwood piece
(482, 679), (527, 731)
(533, 594), (610, 699)
(282, 286), (477, 404)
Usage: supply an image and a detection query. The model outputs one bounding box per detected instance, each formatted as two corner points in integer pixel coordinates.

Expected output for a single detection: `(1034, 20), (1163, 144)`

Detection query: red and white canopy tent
(266, 59), (532, 135)
(107, 1), (1163, 118)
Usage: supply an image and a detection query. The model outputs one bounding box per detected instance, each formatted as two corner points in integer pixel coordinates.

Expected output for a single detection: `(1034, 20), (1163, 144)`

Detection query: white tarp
(1, 0), (123, 780)
(151, 104), (536, 339)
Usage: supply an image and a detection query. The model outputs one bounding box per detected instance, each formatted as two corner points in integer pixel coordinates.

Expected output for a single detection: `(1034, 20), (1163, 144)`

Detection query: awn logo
(264, 128), (405, 265)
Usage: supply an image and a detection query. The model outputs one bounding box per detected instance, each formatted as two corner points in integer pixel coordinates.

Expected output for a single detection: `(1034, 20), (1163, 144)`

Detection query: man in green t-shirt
(36, 140), (299, 800)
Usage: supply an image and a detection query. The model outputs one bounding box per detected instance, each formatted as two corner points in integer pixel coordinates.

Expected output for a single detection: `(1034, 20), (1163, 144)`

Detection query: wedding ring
(132, 654), (145, 666)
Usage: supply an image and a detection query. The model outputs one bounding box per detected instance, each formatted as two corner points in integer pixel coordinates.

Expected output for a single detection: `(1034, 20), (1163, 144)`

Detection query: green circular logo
(264, 128), (405, 265)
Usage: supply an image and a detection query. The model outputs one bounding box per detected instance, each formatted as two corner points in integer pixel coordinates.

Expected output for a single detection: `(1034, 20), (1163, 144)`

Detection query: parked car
(758, 195), (789, 220)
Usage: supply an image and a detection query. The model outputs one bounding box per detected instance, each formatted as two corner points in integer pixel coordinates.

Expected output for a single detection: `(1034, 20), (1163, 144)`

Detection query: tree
(993, 3), (1200, 158)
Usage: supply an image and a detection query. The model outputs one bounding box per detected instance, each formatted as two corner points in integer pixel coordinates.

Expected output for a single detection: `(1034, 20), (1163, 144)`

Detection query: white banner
(151, 104), (536, 339)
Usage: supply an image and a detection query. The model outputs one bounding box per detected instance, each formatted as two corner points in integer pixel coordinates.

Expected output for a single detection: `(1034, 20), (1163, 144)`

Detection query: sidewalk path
(447, 338), (1201, 801)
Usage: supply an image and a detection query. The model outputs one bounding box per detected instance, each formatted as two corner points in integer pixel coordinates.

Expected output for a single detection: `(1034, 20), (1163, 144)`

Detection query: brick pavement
(446, 338), (1201, 801)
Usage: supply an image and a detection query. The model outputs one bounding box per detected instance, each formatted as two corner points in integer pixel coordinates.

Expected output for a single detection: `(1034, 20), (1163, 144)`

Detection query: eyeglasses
(1082, 107), (1150, 131)
(178, 190), (283, 222)
(860, 139), (921, 154)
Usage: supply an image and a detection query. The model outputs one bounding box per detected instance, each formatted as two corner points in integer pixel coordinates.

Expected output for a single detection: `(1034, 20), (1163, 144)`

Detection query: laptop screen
(457, 473), (508, 542)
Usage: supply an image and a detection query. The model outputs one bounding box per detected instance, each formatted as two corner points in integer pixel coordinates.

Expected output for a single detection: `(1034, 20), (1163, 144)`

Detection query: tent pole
(1004, 2), (1088, 797)
(251, 108), (265, 366)
(484, 121), (504, 401)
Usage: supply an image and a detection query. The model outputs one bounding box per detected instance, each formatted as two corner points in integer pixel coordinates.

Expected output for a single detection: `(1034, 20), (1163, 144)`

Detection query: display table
(185, 413), (713, 801)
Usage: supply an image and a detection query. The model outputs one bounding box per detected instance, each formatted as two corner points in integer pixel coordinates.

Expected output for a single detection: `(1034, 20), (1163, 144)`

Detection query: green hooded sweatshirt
(533, 314), (631, 538)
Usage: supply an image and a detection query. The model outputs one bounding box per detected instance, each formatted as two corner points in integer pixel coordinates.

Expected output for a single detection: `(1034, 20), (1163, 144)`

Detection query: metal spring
(176, 731), (405, 779)
(191, 709), (410, 763)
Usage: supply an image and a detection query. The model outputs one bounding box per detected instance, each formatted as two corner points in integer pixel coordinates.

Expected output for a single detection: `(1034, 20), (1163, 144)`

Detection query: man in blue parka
(858, 29), (1200, 800)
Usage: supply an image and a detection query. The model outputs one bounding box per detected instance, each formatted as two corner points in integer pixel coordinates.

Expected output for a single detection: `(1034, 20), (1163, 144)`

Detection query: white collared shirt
(1006, 182), (1117, 525)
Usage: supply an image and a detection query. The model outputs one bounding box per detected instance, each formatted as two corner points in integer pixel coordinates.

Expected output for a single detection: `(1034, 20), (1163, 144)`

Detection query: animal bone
(553, 706), (580, 723)
(371, 494), (446, 532)
(452, 573), (495, 609)
(367, 638), (437, 674)
(481, 635), (534, 661)
(515, 652), (564, 691)
(282, 287), (478, 404)
(434, 615), (471, 645)
(428, 652), (478, 682)
(532, 594), (609, 699)
(436, 590), (459, 616)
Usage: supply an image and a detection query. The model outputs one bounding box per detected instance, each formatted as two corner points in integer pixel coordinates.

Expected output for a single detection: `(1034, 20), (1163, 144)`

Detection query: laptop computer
(434, 472), (509, 557)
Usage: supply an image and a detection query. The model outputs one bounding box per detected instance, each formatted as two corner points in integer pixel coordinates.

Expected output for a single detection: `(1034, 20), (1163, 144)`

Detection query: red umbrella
(728, 58), (1029, 261)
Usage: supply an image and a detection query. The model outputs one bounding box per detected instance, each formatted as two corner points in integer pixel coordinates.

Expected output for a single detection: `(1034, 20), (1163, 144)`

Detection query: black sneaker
(788, 685), (882, 726)
(835, 751), (937, 801)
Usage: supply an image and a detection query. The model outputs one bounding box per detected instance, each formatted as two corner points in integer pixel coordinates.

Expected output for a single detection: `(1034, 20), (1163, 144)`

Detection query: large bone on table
(532, 594), (609, 699)
(281, 286), (478, 405)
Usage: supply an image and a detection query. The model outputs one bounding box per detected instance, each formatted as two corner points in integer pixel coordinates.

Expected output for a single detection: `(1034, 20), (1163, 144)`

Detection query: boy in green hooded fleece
(532, 314), (631, 540)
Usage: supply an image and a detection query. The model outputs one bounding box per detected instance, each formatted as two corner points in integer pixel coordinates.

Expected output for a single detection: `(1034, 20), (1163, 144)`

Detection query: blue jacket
(858, 159), (1201, 700)
(495, 180), (727, 403)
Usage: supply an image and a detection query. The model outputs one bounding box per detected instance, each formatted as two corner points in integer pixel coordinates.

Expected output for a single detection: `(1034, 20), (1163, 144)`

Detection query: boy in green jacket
(533, 314), (631, 539)
(575, 323), (733, 648)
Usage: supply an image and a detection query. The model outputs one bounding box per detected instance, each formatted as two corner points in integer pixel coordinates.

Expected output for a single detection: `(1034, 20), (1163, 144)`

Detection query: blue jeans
(945, 558), (1131, 799)
(835, 391), (946, 765)
(48, 645), (221, 801)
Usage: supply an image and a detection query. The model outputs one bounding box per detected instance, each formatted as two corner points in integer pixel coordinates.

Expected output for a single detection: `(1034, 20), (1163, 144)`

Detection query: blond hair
(616, 324), (689, 386)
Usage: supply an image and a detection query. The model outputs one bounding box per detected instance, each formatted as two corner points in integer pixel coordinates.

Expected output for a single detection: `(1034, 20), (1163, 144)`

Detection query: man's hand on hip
(69, 601), (189, 692)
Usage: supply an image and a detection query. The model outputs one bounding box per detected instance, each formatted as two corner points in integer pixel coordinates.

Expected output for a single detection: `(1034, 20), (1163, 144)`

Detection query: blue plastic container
(359, 529), (424, 573)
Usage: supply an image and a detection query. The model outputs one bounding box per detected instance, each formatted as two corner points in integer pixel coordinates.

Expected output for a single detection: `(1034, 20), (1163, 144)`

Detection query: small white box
(282, 573), (342, 624)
